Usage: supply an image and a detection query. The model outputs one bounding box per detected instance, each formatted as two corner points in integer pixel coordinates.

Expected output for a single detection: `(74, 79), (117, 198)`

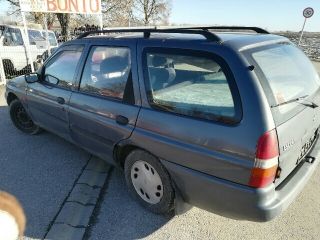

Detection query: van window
(80, 46), (131, 101)
(3, 28), (23, 46)
(249, 44), (320, 123)
(28, 30), (44, 45)
(144, 50), (237, 123)
(42, 31), (58, 46)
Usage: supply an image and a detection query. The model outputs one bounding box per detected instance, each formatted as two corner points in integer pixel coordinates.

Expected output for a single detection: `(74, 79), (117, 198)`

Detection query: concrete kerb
(45, 157), (110, 240)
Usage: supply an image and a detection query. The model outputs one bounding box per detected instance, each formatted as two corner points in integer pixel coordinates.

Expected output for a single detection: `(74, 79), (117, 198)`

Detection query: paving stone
(55, 202), (95, 227)
(45, 223), (85, 240)
(68, 184), (100, 205)
(78, 170), (107, 188)
(85, 157), (110, 173)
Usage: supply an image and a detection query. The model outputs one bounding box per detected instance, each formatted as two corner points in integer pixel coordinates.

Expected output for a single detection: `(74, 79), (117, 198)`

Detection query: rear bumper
(162, 140), (320, 222)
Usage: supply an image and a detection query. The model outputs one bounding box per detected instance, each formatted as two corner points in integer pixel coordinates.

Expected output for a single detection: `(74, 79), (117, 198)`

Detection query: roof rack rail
(181, 26), (270, 34)
(77, 28), (222, 42)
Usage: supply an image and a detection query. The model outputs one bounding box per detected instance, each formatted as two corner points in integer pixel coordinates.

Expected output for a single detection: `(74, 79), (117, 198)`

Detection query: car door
(26, 44), (85, 140)
(69, 41), (140, 164)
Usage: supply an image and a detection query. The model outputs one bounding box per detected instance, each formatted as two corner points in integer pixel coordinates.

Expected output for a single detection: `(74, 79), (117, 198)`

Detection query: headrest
(100, 56), (129, 74)
(152, 55), (171, 67)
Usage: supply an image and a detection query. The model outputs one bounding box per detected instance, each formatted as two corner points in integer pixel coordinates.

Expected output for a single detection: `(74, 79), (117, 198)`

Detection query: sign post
(21, 11), (35, 72)
(298, 7), (314, 46)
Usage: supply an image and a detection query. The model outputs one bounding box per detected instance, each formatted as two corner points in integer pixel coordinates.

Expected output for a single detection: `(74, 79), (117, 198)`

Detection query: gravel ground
(88, 165), (320, 240)
(0, 88), (90, 239)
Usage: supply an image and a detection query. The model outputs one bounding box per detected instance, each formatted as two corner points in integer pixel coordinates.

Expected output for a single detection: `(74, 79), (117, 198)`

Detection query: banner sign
(19, 0), (102, 14)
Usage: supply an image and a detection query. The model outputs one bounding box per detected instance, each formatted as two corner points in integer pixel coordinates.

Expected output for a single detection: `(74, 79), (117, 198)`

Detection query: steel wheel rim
(131, 160), (164, 204)
(15, 105), (33, 129)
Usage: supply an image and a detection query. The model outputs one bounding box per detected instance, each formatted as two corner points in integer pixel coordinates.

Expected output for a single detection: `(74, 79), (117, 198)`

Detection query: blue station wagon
(5, 27), (320, 221)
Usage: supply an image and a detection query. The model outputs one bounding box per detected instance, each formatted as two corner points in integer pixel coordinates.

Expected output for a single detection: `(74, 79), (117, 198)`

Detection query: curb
(45, 156), (110, 240)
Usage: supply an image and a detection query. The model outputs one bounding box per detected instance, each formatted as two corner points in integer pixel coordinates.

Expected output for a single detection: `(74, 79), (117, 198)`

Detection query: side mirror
(25, 73), (39, 83)
(45, 75), (59, 85)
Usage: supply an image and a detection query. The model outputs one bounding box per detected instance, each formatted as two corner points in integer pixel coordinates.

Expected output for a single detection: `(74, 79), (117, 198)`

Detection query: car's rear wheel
(9, 99), (41, 135)
(124, 150), (175, 214)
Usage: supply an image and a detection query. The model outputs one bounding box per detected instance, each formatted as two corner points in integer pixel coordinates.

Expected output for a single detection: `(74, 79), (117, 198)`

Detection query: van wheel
(9, 99), (41, 135)
(124, 150), (175, 215)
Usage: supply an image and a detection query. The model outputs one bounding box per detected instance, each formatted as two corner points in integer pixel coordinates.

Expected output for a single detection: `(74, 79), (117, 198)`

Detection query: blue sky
(0, 0), (319, 31)
(171, 0), (320, 31)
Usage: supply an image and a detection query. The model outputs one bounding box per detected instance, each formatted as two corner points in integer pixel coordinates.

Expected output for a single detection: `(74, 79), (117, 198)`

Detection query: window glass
(45, 49), (83, 89)
(80, 46), (131, 100)
(3, 28), (23, 46)
(145, 52), (236, 121)
(251, 44), (320, 114)
(42, 31), (58, 46)
(28, 30), (44, 45)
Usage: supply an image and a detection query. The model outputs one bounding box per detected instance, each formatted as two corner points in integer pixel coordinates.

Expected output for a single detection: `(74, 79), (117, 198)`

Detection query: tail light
(249, 129), (279, 188)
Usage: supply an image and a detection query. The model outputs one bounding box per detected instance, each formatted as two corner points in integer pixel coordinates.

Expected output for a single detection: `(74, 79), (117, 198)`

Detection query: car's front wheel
(9, 99), (41, 135)
(124, 150), (175, 215)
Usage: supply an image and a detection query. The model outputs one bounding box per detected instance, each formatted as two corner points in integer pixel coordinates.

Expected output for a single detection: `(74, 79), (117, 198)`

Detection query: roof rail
(76, 26), (269, 41)
(77, 28), (222, 42)
(182, 26), (270, 34)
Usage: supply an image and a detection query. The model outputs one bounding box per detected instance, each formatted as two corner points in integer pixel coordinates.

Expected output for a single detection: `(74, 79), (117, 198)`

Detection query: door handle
(116, 115), (129, 125)
(56, 97), (65, 105)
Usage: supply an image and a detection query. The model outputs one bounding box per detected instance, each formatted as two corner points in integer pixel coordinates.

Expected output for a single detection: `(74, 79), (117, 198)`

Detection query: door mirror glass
(45, 75), (59, 85)
(25, 73), (39, 83)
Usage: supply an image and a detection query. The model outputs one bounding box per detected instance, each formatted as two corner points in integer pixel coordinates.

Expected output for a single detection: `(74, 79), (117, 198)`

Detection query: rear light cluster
(249, 129), (279, 188)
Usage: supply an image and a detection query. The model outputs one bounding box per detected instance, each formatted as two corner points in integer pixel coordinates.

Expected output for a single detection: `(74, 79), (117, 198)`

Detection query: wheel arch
(113, 141), (185, 208)
(6, 92), (18, 106)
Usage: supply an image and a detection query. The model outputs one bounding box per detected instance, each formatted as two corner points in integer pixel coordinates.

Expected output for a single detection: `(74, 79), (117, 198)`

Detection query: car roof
(67, 31), (290, 52)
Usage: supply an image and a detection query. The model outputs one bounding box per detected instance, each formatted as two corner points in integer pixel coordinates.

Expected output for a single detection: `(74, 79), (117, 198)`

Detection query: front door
(69, 42), (140, 163)
(27, 44), (85, 140)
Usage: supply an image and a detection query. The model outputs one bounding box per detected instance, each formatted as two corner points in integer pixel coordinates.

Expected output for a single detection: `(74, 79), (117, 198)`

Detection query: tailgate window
(247, 44), (320, 124)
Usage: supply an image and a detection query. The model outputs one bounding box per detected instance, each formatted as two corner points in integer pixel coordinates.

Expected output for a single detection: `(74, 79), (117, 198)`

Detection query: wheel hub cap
(131, 160), (163, 204)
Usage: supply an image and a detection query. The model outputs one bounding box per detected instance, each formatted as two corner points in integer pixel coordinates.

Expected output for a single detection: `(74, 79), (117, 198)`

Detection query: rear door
(246, 43), (320, 185)
(27, 44), (84, 140)
(68, 40), (140, 164)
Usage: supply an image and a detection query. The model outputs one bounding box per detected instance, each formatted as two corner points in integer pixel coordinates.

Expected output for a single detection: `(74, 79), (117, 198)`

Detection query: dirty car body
(6, 27), (320, 221)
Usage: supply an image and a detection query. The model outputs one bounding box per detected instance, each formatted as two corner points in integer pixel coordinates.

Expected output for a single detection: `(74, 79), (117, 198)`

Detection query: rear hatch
(247, 43), (320, 186)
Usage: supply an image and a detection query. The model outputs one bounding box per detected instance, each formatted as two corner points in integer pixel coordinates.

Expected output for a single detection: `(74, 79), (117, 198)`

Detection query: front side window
(44, 47), (83, 89)
(144, 50), (238, 122)
(80, 46), (131, 100)
(3, 28), (23, 46)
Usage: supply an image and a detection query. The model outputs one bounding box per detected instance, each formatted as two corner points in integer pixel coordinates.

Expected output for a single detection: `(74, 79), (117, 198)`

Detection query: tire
(124, 150), (175, 215)
(9, 99), (41, 135)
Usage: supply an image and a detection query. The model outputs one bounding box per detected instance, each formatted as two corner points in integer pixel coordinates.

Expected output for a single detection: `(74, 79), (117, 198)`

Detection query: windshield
(249, 43), (320, 124)
(42, 31), (57, 46)
(28, 30), (45, 44)
(252, 44), (320, 106)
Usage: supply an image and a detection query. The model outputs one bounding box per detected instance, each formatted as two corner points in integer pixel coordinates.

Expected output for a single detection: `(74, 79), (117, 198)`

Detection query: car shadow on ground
(88, 169), (173, 240)
(0, 105), (90, 239)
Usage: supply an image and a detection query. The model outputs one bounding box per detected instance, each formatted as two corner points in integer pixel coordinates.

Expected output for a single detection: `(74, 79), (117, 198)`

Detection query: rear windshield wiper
(271, 95), (318, 109)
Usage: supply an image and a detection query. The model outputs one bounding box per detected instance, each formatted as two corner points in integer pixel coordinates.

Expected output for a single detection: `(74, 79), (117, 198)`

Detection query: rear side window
(44, 47), (83, 89)
(143, 49), (241, 123)
(80, 46), (131, 101)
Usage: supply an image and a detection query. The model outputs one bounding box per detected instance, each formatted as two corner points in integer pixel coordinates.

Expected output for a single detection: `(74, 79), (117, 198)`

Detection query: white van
(0, 25), (58, 77)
